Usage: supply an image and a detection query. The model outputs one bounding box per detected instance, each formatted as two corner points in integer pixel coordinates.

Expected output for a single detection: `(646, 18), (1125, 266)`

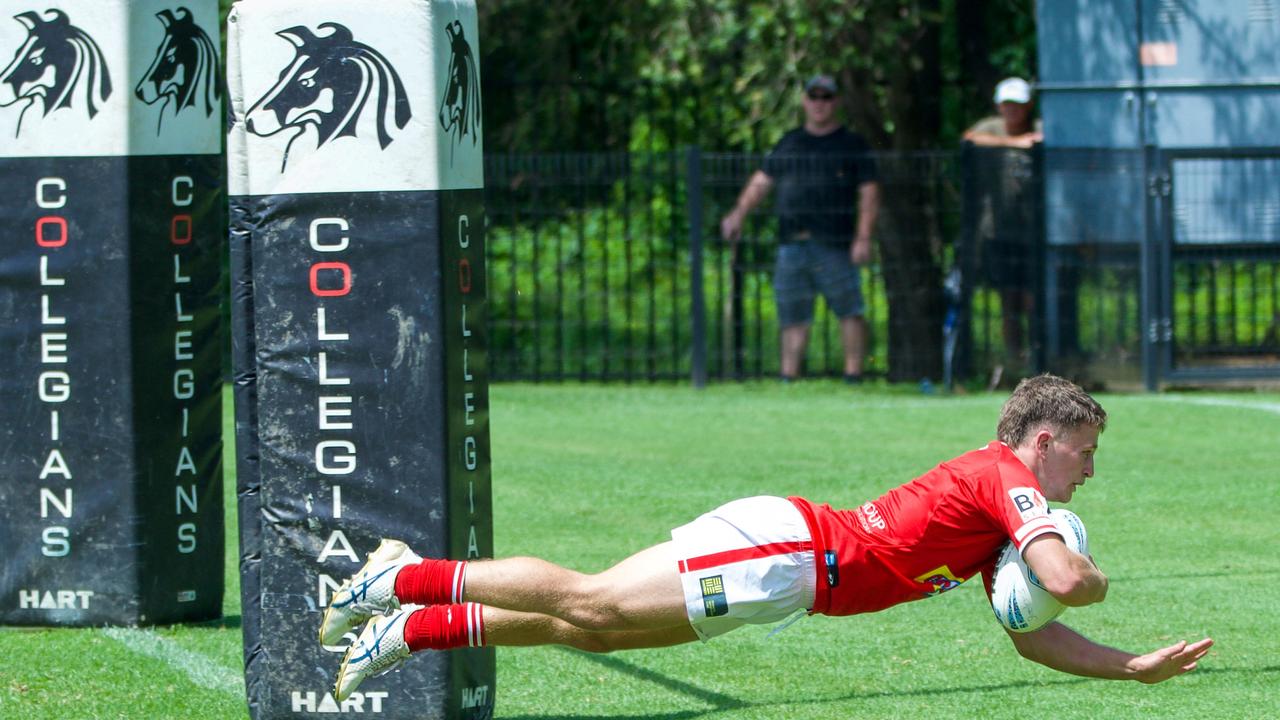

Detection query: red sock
(403, 603), (486, 652)
(394, 559), (467, 605)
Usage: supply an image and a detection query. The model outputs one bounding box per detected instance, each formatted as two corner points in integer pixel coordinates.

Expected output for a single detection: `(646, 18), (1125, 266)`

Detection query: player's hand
(1127, 638), (1214, 684)
(851, 235), (872, 265)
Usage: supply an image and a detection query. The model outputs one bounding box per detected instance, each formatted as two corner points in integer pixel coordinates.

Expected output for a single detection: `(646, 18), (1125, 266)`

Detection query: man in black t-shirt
(720, 74), (881, 382)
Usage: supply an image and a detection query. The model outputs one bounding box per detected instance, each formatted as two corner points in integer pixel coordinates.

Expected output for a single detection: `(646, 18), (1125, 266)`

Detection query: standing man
(720, 74), (881, 383)
(963, 77), (1044, 381)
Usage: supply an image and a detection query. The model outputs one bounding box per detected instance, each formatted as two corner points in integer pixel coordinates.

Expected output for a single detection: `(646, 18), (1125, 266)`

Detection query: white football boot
(319, 538), (422, 646)
(333, 608), (414, 702)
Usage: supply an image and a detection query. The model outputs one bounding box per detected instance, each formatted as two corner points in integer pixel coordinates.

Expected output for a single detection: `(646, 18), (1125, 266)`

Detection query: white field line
(848, 394), (1280, 416)
(101, 627), (243, 696)
(1156, 396), (1280, 416)
(847, 396), (1002, 410)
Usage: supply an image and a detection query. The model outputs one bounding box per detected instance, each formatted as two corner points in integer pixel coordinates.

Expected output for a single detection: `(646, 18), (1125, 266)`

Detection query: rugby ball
(991, 508), (1089, 633)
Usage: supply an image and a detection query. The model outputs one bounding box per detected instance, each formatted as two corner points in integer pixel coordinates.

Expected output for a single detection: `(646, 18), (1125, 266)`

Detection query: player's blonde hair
(997, 374), (1107, 449)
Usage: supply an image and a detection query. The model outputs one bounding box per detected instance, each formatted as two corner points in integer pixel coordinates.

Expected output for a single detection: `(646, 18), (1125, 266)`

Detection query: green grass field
(3, 383), (1279, 719)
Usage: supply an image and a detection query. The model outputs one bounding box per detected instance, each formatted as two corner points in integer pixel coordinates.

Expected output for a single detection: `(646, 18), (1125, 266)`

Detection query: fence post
(687, 146), (708, 388)
(1141, 144), (1160, 392)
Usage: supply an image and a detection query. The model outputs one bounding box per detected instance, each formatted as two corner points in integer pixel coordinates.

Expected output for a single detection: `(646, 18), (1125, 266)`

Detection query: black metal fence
(484, 146), (1280, 388)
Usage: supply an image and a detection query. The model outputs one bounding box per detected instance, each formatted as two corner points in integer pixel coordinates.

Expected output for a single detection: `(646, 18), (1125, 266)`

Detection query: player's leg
(332, 548), (695, 702)
(460, 540), (689, 632)
(334, 603), (699, 701)
(483, 606), (698, 651)
(322, 538), (685, 649)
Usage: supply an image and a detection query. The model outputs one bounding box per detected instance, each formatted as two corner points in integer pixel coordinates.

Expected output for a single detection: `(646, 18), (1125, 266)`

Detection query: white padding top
(227, 0), (484, 196)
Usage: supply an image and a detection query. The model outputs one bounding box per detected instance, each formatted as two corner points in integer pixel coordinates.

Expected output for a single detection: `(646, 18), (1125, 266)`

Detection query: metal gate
(1155, 148), (1280, 383)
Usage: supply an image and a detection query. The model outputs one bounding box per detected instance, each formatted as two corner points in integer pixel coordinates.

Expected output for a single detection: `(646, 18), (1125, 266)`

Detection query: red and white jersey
(790, 441), (1057, 616)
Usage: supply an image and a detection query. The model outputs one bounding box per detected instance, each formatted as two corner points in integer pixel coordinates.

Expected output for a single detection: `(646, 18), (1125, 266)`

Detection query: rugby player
(322, 374), (1213, 701)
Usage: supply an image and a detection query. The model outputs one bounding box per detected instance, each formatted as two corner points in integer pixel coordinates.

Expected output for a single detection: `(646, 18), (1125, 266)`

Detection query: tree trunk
(876, 3), (947, 383)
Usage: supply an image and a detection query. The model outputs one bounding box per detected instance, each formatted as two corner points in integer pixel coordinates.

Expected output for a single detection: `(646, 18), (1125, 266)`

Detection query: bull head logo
(0, 9), (113, 137)
(439, 19), (480, 164)
(135, 7), (221, 134)
(246, 22), (411, 172)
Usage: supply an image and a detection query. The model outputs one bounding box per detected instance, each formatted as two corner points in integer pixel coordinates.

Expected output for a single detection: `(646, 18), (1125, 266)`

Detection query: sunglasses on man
(807, 91), (835, 101)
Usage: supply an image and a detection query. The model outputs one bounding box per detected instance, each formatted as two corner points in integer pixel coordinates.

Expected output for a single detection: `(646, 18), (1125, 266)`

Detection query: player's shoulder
(940, 442), (1005, 476)
(938, 442), (1038, 493)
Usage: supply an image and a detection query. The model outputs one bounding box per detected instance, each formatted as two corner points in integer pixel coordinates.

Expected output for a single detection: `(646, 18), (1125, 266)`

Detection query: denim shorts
(773, 243), (864, 326)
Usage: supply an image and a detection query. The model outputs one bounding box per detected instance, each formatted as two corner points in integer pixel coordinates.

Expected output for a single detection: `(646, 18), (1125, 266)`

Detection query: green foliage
(479, 0), (1039, 152)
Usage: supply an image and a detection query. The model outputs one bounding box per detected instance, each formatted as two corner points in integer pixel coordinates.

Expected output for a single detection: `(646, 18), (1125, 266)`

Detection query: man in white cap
(964, 77), (1043, 149)
(963, 77), (1043, 382)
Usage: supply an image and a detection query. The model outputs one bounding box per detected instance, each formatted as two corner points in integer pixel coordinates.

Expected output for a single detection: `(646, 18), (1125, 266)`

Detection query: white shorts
(670, 496), (816, 640)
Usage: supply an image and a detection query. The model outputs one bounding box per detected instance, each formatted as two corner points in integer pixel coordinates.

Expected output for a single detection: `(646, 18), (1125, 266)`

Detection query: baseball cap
(994, 77), (1032, 104)
(804, 74), (838, 95)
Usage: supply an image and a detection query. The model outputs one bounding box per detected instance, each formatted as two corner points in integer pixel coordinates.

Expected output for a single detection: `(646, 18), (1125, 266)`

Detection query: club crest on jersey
(700, 575), (728, 617)
(915, 565), (965, 597)
(1008, 487), (1048, 522)
(245, 22), (411, 171)
(0, 9), (113, 136)
(135, 7), (221, 134)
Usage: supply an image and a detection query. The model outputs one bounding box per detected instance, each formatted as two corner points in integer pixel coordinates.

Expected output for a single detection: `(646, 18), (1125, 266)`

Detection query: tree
(475, 0), (1037, 382)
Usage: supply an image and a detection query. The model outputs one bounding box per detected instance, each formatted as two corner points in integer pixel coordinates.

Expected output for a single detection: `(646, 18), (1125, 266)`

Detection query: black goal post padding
(0, 1), (225, 628)
(227, 1), (494, 717)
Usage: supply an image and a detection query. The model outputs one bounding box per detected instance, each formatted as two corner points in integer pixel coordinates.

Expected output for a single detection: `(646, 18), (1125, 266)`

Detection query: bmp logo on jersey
(135, 7), (220, 134)
(0, 9), (112, 137)
(246, 23), (411, 172)
(1008, 487), (1048, 522)
(438, 19), (480, 164)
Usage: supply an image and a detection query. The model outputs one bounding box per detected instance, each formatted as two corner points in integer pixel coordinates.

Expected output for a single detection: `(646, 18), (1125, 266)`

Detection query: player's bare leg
(484, 607), (698, 651)
(334, 593), (698, 700)
(334, 542), (695, 700)
(462, 541), (689, 632)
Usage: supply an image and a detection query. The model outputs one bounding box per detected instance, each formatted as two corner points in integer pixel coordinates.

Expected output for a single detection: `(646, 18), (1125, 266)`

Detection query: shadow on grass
(501, 650), (1280, 720)
(192, 614), (242, 630)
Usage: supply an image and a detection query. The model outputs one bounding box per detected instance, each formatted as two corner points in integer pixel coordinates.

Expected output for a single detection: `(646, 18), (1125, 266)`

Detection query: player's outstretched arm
(1007, 621), (1213, 683)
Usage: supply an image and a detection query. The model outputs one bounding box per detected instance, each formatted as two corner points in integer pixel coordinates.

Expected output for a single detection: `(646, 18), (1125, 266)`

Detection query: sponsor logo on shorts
(700, 575), (728, 618)
(1007, 487), (1048, 522)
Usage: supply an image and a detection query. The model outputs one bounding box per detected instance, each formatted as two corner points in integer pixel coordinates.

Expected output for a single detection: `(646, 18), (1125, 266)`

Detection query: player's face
(1039, 424), (1099, 502)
